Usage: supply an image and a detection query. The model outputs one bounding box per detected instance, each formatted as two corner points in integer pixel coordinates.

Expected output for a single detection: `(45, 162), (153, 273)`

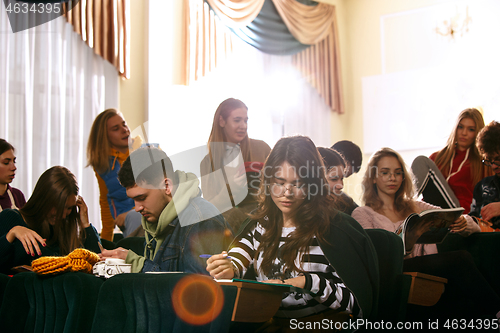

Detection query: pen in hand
(199, 254), (232, 259)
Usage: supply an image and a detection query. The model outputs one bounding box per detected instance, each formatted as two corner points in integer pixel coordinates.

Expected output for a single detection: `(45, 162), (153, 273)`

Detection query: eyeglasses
(270, 182), (305, 197)
(378, 171), (404, 180)
(482, 159), (500, 167)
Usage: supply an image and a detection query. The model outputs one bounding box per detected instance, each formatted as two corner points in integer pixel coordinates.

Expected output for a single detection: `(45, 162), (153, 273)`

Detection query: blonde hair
(87, 109), (123, 173)
(361, 147), (417, 217)
(433, 108), (491, 185)
(207, 98), (251, 171)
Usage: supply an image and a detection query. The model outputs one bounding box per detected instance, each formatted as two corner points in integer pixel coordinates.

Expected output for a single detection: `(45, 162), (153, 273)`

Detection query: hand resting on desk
(99, 247), (129, 260)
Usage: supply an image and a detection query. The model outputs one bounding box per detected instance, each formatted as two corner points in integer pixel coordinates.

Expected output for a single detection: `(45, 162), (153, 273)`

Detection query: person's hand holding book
(449, 215), (467, 233)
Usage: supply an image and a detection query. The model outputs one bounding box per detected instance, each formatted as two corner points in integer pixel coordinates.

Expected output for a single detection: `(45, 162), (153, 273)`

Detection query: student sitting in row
(99, 147), (233, 274)
(470, 120), (500, 229)
(352, 147), (500, 320)
(0, 166), (101, 274)
(207, 136), (378, 329)
(318, 147), (358, 215)
(87, 109), (143, 241)
(200, 98), (271, 215)
(0, 139), (25, 212)
(331, 140), (363, 178)
(412, 108), (492, 213)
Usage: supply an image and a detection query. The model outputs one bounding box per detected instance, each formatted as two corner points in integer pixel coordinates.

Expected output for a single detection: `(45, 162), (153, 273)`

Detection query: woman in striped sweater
(206, 136), (378, 329)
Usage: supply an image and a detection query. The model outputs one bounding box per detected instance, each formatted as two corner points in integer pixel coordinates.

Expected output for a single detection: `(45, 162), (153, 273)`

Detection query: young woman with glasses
(412, 108), (493, 213)
(352, 147), (500, 320)
(206, 136), (378, 329)
(470, 120), (500, 229)
(353, 147), (478, 256)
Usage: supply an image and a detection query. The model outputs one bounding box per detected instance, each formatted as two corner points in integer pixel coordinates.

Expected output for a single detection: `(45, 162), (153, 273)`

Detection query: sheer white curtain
(149, 36), (331, 156)
(0, 6), (119, 232)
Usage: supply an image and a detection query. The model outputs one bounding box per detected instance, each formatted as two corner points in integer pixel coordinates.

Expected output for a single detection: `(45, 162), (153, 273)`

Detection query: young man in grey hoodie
(100, 147), (233, 274)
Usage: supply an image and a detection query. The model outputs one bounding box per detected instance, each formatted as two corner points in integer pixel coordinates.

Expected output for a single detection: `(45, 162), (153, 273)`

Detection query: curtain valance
(205, 0), (265, 27)
(63, 0), (130, 79)
(229, 0), (309, 55)
(271, 0), (334, 45)
(186, 0), (344, 113)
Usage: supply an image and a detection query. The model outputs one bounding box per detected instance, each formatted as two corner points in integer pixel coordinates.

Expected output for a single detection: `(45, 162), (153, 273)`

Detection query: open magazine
(395, 207), (464, 255)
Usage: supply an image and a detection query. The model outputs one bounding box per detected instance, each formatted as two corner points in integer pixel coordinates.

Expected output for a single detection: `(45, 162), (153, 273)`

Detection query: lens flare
(172, 274), (224, 326)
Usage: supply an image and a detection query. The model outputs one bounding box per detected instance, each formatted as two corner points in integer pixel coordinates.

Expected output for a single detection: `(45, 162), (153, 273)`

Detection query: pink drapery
(271, 0), (333, 45)
(190, 0), (344, 113)
(292, 19), (344, 114)
(184, 0), (234, 85)
(63, 0), (130, 79)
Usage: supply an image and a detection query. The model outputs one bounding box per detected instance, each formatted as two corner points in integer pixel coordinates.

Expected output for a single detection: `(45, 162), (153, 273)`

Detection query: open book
(395, 207), (464, 255)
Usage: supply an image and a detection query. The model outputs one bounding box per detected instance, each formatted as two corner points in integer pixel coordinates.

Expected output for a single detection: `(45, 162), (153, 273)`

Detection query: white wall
(323, 0), (500, 203)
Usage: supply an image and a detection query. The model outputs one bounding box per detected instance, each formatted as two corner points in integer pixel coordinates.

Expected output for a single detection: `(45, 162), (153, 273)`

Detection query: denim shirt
(141, 196), (233, 274)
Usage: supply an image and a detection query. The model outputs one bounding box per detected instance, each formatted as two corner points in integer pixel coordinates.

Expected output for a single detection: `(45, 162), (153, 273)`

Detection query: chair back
(365, 229), (412, 322)
(0, 273), (11, 309)
(0, 272), (103, 333)
(91, 273), (237, 333)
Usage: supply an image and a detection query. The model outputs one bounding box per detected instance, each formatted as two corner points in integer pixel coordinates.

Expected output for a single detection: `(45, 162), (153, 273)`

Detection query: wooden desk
(404, 272), (447, 306)
(217, 281), (286, 322)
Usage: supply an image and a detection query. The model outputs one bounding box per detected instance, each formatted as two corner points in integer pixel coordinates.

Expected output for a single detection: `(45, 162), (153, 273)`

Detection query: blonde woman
(352, 147), (500, 320)
(87, 109), (142, 241)
(413, 108), (493, 213)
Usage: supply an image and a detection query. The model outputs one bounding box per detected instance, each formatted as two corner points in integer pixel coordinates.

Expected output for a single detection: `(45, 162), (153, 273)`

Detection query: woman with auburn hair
(412, 108), (493, 213)
(87, 109), (142, 241)
(0, 139), (25, 212)
(352, 148), (500, 320)
(200, 98), (271, 219)
(206, 136), (378, 328)
(0, 166), (100, 274)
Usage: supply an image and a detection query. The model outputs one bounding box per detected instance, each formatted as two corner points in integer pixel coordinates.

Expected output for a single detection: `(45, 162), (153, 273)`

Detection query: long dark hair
(20, 166), (85, 254)
(251, 136), (335, 275)
(0, 139), (15, 155)
(318, 147), (353, 211)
